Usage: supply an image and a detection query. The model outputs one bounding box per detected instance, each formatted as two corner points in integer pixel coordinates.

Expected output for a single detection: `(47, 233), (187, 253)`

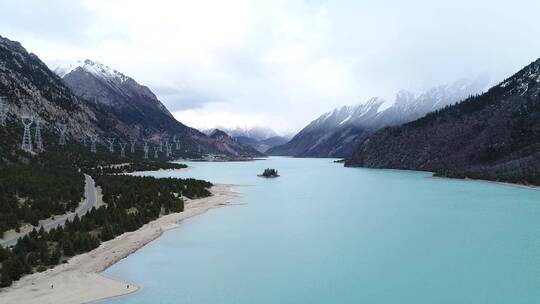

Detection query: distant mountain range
(203, 126), (289, 153)
(45, 57), (262, 158)
(346, 58), (540, 185)
(268, 78), (489, 158)
(0, 34), (261, 160)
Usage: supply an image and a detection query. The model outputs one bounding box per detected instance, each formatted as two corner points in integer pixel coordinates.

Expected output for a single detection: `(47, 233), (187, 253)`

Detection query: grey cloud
(153, 86), (224, 112)
(0, 0), (96, 45)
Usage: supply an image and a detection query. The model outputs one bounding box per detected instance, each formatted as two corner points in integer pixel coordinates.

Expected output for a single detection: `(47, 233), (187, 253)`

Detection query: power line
(106, 137), (115, 153)
(89, 134), (98, 153)
(34, 119), (43, 151)
(0, 96), (6, 126)
(57, 122), (67, 146)
(21, 115), (34, 152)
(119, 142), (127, 157)
(130, 139), (136, 153)
(143, 140), (149, 159)
(166, 142), (172, 157)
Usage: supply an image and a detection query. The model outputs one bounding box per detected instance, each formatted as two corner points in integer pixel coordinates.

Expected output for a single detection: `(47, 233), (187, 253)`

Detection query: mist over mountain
(0, 34), (261, 160)
(268, 78), (489, 158)
(202, 126), (287, 153)
(346, 58), (540, 185)
(45, 58), (262, 158)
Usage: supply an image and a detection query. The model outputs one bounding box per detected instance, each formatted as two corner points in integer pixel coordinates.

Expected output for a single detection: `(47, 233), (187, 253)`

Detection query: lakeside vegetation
(0, 163), (84, 234)
(92, 162), (187, 175)
(0, 142), (212, 288)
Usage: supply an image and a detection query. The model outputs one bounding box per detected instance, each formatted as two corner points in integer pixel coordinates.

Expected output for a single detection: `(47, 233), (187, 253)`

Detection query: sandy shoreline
(0, 184), (238, 304)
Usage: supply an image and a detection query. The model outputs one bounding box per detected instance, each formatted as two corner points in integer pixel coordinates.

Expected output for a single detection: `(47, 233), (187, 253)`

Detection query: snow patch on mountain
(47, 59), (130, 82)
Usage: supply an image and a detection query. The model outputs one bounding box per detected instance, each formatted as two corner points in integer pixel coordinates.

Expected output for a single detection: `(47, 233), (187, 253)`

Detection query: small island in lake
(258, 168), (280, 178)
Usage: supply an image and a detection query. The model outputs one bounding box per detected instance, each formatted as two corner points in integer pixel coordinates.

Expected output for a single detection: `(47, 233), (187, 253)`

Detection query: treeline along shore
(0, 142), (215, 289)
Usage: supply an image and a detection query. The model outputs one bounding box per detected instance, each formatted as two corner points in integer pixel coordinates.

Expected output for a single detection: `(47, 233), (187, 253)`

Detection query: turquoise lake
(100, 157), (540, 304)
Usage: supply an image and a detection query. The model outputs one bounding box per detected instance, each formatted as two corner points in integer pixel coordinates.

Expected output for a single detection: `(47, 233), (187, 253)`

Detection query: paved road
(0, 174), (97, 247)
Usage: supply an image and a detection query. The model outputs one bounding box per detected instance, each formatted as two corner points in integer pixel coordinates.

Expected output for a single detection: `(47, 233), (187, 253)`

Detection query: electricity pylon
(0, 96), (6, 126)
(21, 115), (34, 152)
(175, 137), (180, 150)
(119, 142), (127, 157)
(143, 139), (149, 159)
(153, 146), (159, 159)
(159, 139), (163, 152)
(89, 135), (98, 153)
(57, 122), (67, 145)
(166, 143), (172, 157)
(130, 139), (136, 153)
(106, 137), (115, 153)
(34, 119), (43, 151)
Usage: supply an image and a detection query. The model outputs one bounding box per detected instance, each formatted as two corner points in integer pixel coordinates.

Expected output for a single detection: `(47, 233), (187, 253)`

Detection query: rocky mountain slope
(0, 35), (112, 162)
(208, 129), (265, 157)
(210, 126), (278, 141)
(235, 135), (289, 153)
(203, 126), (287, 153)
(0, 35), (261, 159)
(346, 59), (540, 185)
(268, 79), (488, 158)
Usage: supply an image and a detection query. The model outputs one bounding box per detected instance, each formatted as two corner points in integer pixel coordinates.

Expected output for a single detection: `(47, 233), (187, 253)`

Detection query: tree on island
(259, 168), (279, 178)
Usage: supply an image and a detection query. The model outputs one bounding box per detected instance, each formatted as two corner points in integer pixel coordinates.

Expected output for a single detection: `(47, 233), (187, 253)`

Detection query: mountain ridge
(346, 58), (540, 185)
(0, 35), (261, 160)
(268, 78), (488, 158)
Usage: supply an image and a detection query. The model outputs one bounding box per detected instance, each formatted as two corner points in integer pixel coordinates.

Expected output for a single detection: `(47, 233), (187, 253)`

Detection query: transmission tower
(119, 142), (127, 157)
(143, 140), (149, 159)
(106, 137), (115, 153)
(89, 135), (98, 153)
(175, 137), (180, 150)
(21, 115), (34, 152)
(166, 143), (172, 157)
(153, 146), (159, 159)
(0, 96), (6, 126)
(57, 122), (67, 145)
(130, 139), (136, 153)
(159, 139), (163, 152)
(34, 119), (43, 151)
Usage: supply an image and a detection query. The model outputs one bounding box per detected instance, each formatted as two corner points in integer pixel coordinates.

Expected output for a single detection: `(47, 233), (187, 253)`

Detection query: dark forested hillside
(347, 58), (540, 185)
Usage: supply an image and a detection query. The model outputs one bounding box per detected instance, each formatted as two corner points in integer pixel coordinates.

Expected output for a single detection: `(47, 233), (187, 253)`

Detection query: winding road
(0, 174), (98, 247)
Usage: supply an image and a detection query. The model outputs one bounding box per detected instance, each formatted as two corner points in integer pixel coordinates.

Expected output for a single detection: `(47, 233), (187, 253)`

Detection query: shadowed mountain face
(347, 58), (540, 185)
(208, 129), (265, 157)
(234, 135), (289, 153)
(0, 35), (111, 155)
(49, 59), (176, 131)
(268, 78), (488, 158)
(43, 58), (262, 158)
(203, 127), (286, 153)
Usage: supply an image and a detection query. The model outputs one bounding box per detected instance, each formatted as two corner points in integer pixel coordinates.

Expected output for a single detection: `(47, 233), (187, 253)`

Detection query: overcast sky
(1, 0), (540, 133)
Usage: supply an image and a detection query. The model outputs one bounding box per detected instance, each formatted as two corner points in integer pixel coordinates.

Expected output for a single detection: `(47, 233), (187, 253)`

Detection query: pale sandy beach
(0, 184), (238, 304)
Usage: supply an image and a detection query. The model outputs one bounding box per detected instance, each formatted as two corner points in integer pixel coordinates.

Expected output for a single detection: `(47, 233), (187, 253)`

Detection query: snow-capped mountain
(203, 126), (279, 141)
(347, 58), (540, 186)
(268, 78), (489, 158)
(202, 126), (287, 152)
(48, 59), (172, 118)
(45, 57), (262, 158)
(302, 97), (384, 134)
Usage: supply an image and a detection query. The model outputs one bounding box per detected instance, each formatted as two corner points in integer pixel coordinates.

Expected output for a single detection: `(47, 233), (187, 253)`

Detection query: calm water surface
(101, 157), (540, 304)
